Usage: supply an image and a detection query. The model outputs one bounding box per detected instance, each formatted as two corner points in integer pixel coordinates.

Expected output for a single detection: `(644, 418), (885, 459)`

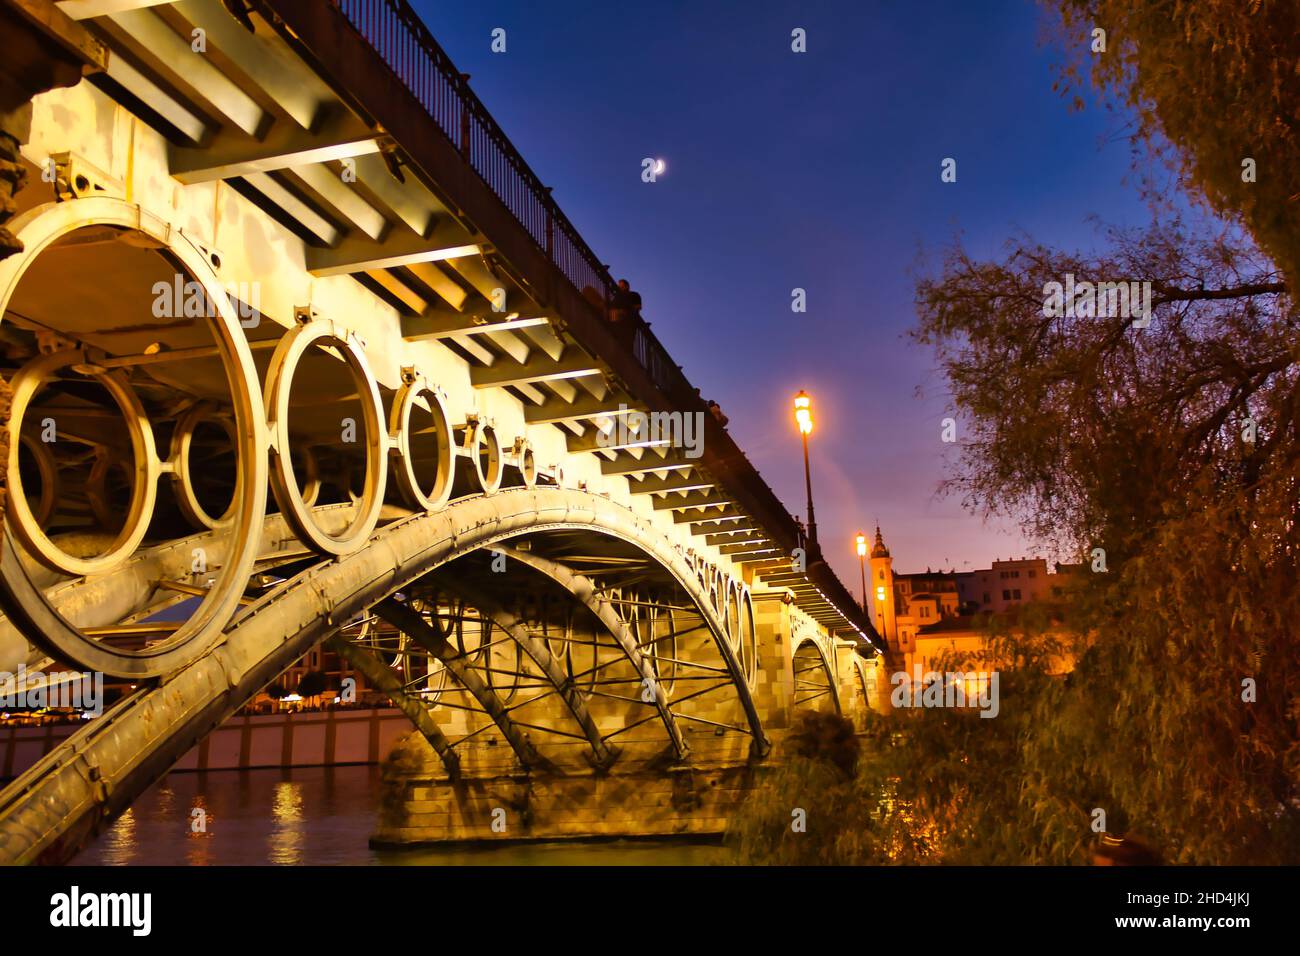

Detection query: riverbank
(3, 707), (409, 780)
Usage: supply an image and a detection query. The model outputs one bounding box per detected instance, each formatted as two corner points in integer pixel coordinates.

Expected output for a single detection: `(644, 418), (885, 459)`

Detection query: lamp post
(793, 390), (818, 553)
(856, 532), (868, 612)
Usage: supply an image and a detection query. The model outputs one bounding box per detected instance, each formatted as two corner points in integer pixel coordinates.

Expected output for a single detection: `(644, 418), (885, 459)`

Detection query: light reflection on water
(97, 805), (136, 867)
(269, 781), (305, 865)
(74, 765), (727, 866)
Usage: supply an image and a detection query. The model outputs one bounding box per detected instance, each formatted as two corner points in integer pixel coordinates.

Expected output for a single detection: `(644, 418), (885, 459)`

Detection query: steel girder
(498, 545), (769, 760)
(496, 547), (688, 759)
(372, 596), (551, 772)
(326, 633), (461, 777)
(430, 578), (617, 769)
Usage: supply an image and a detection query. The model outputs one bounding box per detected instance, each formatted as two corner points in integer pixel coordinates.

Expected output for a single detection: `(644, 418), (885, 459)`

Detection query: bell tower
(868, 526), (898, 648)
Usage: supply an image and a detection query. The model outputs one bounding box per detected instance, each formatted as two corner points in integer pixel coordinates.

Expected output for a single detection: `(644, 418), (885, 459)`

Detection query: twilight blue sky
(409, 0), (1159, 592)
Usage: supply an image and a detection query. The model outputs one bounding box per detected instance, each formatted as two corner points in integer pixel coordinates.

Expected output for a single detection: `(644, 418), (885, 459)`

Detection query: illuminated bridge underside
(0, 488), (778, 864)
(0, 0), (881, 862)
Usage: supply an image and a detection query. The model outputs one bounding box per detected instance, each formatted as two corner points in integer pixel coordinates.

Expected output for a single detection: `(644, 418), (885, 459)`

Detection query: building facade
(954, 558), (1052, 615)
(868, 528), (1077, 678)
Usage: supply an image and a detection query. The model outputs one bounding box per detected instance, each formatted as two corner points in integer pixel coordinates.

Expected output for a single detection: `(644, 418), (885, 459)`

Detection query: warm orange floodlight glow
(794, 390), (813, 435)
(856, 532), (867, 557)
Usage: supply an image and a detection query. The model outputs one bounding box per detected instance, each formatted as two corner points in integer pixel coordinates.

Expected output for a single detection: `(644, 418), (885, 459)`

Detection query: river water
(74, 765), (729, 866)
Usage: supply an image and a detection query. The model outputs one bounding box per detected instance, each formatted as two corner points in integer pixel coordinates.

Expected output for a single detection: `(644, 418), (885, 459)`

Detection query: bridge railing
(332, 0), (689, 398)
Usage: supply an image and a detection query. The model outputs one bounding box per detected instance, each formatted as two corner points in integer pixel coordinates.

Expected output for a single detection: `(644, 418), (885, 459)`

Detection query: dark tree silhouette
(297, 671), (328, 700)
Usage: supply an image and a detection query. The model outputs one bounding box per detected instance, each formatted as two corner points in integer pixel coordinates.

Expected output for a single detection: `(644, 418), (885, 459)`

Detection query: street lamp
(856, 531), (868, 612)
(793, 390), (818, 552)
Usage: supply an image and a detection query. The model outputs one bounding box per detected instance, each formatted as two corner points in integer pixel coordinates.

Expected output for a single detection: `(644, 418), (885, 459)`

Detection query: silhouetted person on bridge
(608, 278), (641, 346)
(609, 279), (635, 323)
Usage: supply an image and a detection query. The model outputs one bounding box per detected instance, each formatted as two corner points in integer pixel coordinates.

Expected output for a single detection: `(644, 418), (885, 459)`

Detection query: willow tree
(895, 0), (1300, 866)
(913, 215), (1299, 863)
(1049, 0), (1300, 287)
(949, 0), (1300, 863)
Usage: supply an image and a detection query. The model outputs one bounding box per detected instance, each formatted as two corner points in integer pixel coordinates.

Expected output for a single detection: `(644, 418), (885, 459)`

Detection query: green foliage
(913, 221), (1291, 549)
(1013, 0), (1300, 865)
(1038, 494), (1300, 863)
(730, 623), (1093, 866)
(787, 709), (861, 779)
(735, 348), (1299, 863)
(728, 711), (922, 865)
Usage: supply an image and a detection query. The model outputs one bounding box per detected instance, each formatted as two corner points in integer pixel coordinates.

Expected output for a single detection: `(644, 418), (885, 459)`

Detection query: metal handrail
(332, 0), (690, 397)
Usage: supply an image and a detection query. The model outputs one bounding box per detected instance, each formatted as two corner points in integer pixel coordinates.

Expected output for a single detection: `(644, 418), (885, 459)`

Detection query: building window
(1013, 589), (1021, 600)
(1002, 589), (1011, 600)
(1028, 569), (1036, 578)
(983, 592), (990, 604)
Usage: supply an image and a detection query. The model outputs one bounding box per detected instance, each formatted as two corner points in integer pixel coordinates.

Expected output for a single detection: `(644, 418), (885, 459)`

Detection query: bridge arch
(0, 1), (888, 860)
(0, 486), (768, 863)
(737, 584), (758, 688)
(791, 633), (842, 715)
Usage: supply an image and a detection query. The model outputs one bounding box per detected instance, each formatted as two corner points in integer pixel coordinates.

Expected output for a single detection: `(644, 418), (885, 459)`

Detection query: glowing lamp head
(856, 532), (867, 557)
(794, 390), (813, 435)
